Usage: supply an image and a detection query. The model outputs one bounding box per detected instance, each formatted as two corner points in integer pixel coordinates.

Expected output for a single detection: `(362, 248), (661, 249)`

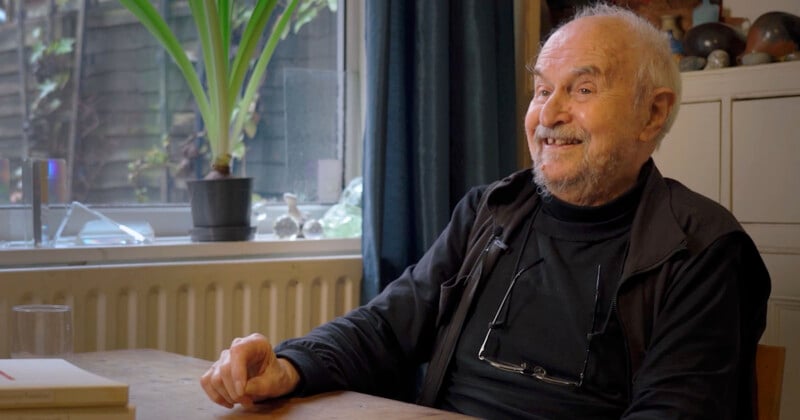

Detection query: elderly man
(201, 4), (770, 418)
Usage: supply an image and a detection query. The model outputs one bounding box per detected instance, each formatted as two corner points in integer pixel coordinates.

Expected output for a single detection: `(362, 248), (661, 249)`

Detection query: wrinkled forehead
(534, 16), (633, 81)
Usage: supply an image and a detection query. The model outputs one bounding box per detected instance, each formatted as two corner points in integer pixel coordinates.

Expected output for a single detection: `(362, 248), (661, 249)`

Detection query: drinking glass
(10, 304), (74, 358)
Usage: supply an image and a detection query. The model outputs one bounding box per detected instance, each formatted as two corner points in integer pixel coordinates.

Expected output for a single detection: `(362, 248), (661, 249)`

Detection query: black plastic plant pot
(186, 177), (255, 242)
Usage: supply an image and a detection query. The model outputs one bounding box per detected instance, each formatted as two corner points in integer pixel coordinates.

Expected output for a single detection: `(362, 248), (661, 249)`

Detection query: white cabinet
(732, 96), (800, 223)
(655, 60), (800, 420)
(654, 101), (721, 202)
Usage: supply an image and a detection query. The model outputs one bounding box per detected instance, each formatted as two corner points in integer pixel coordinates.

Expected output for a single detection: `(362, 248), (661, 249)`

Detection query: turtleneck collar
(539, 160), (653, 225)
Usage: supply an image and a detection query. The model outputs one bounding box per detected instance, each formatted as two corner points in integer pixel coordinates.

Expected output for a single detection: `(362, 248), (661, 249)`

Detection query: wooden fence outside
(0, 0), (337, 204)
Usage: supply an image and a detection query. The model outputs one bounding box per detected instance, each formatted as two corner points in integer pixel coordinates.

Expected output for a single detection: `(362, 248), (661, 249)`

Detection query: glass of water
(10, 304), (74, 358)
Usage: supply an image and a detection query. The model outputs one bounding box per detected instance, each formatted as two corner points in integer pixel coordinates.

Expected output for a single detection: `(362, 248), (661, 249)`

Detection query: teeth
(544, 138), (580, 146)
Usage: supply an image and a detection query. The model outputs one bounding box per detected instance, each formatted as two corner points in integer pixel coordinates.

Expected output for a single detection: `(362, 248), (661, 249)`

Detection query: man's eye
(536, 89), (551, 97)
(578, 87), (593, 94)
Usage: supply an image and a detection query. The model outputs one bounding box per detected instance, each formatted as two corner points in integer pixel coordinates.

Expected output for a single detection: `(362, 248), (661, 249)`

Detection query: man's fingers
(244, 357), (300, 400)
(200, 356), (235, 408)
(218, 355), (240, 402)
(201, 376), (234, 409)
(229, 335), (267, 399)
(212, 349), (240, 403)
(200, 333), (279, 408)
(238, 394), (255, 410)
(244, 375), (283, 400)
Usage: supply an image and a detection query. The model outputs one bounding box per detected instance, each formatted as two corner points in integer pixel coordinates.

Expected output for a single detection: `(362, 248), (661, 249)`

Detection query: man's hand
(200, 333), (301, 408)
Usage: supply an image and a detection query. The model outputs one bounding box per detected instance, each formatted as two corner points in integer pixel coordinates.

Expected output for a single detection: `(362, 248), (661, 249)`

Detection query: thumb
(243, 358), (300, 400)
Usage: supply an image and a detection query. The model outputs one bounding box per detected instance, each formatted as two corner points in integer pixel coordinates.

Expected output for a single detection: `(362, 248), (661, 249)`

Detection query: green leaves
(30, 28), (74, 64)
(119, 0), (335, 174)
(29, 28), (74, 114)
(294, 0), (336, 33)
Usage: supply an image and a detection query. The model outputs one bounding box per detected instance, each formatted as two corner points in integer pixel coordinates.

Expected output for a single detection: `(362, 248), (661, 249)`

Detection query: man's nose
(538, 92), (571, 128)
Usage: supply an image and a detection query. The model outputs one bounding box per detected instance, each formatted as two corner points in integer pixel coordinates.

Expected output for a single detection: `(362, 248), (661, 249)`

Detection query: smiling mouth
(543, 137), (582, 146)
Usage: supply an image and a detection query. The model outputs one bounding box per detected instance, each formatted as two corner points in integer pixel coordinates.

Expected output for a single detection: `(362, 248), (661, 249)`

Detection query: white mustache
(534, 125), (590, 142)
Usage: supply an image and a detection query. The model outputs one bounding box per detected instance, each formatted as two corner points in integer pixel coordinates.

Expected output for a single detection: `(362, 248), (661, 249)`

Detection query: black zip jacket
(275, 162), (771, 419)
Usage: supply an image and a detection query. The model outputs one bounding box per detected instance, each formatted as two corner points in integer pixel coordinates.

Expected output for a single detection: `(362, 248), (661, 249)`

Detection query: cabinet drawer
(732, 96), (800, 223)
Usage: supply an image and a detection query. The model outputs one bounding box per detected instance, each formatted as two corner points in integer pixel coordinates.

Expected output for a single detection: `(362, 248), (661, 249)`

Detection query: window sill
(0, 235), (361, 269)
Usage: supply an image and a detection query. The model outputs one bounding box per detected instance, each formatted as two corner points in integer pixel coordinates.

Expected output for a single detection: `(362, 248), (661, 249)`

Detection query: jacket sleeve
(272, 186), (485, 400)
(623, 232), (770, 419)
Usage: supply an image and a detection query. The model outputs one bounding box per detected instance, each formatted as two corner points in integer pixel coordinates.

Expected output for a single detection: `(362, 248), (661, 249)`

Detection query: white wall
(725, 0), (800, 23)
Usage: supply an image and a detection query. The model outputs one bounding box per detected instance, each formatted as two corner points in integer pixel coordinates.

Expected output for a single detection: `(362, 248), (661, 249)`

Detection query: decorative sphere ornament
(744, 11), (800, 60)
(683, 22), (746, 59)
(679, 55), (707, 72)
(302, 219), (324, 239)
(704, 49), (730, 69)
(273, 214), (299, 239)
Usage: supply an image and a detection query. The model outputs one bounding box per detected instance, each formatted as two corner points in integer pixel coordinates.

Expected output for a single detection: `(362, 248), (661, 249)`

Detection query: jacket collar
(482, 160), (687, 278)
(483, 169), (540, 245)
(622, 161), (687, 279)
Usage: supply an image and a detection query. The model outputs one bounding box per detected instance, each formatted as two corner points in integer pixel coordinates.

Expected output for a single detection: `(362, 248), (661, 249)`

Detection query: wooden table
(65, 349), (472, 419)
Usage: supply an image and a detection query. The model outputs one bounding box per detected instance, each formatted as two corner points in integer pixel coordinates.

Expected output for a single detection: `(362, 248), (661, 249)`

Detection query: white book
(0, 359), (128, 409)
(0, 404), (135, 420)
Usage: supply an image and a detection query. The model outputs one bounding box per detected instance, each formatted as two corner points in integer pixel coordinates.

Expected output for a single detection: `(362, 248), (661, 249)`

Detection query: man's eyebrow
(532, 65), (603, 80)
(531, 67), (550, 85)
(571, 65), (601, 77)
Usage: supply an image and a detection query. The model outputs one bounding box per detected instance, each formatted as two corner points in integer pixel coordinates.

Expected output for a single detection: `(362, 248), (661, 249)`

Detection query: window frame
(0, 0), (364, 265)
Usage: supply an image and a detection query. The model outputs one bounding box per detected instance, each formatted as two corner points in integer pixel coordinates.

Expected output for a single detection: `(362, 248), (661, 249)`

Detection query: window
(0, 0), (363, 246)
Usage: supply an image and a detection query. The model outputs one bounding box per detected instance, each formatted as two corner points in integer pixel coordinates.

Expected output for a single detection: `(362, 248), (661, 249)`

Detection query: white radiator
(0, 256), (362, 360)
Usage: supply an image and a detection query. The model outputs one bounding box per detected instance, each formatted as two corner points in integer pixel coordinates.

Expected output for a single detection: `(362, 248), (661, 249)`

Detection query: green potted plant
(119, 0), (334, 241)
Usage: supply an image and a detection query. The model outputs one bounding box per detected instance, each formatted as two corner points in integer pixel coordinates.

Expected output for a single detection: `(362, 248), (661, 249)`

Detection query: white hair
(554, 3), (683, 146)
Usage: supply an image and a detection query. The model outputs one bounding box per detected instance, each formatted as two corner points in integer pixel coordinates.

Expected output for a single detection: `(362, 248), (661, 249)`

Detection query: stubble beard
(532, 127), (623, 206)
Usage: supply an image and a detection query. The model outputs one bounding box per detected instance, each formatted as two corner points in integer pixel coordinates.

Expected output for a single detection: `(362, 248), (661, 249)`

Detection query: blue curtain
(362, 1), (518, 302)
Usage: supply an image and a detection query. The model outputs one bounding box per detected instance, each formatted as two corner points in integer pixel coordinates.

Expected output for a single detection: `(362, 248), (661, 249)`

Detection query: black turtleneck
(441, 162), (652, 419)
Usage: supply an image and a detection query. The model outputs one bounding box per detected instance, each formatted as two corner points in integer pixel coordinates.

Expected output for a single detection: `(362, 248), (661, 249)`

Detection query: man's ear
(638, 88), (676, 144)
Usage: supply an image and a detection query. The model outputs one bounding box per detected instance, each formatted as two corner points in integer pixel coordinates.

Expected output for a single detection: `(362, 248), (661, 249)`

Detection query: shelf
(680, 60), (800, 102)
